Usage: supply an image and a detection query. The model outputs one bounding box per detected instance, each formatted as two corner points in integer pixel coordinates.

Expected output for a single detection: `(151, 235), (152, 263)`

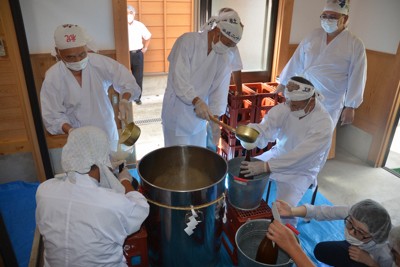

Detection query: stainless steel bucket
(227, 157), (270, 210)
(138, 146), (227, 267)
(235, 219), (294, 267)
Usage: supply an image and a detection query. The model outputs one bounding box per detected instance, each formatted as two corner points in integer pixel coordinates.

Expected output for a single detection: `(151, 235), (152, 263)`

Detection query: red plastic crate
(220, 128), (240, 147)
(224, 100), (256, 129)
(123, 225), (148, 267)
(217, 139), (245, 160)
(227, 85), (257, 109)
(222, 199), (273, 265)
(255, 97), (276, 123)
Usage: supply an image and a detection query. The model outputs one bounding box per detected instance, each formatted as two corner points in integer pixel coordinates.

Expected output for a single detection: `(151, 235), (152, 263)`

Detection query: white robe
(249, 101), (333, 199)
(279, 28), (367, 125)
(36, 172), (149, 267)
(161, 31), (232, 146)
(40, 53), (140, 141)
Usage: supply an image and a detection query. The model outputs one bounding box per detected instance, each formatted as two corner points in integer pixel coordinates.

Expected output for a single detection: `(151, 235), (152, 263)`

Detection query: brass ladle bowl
(119, 118), (141, 146)
(210, 116), (259, 143)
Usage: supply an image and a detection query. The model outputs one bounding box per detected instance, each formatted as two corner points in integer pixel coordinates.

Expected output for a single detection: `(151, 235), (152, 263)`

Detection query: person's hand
(240, 140), (257, 150)
(240, 161), (267, 177)
(142, 47), (148, 54)
(119, 99), (131, 121)
(110, 159), (126, 170)
(348, 246), (378, 266)
(193, 98), (212, 120)
(341, 107), (355, 126)
(267, 220), (299, 254)
(275, 199), (294, 217)
(210, 120), (221, 145)
(118, 167), (133, 183)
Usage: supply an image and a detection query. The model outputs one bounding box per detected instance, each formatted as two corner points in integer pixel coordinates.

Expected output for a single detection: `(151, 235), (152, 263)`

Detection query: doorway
(384, 112), (400, 177)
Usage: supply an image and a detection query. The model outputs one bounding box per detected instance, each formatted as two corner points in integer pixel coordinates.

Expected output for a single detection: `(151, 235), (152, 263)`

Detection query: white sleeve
(122, 191), (150, 235)
(40, 69), (70, 134)
(167, 35), (197, 105)
(304, 204), (350, 221)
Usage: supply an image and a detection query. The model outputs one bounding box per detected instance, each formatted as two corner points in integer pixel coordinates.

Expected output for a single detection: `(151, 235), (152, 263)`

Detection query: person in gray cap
(276, 199), (393, 267)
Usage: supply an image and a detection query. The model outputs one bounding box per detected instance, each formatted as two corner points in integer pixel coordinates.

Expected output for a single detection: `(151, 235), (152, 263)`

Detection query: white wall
(290, 0), (400, 54)
(20, 0), (115, 53)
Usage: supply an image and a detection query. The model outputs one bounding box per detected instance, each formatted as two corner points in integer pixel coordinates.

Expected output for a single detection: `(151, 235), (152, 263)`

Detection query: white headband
(284, 79), (315, 101)
(200, 10), (243, 43)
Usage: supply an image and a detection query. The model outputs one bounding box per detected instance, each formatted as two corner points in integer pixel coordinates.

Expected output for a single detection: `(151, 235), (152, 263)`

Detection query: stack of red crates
(218, 85), (257, 160)
(222, 199), (273, 265)
(217, 82), (285, 160)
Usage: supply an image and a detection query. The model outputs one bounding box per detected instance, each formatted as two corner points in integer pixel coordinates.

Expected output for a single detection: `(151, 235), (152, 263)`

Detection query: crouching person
(36, 126), (149, 266)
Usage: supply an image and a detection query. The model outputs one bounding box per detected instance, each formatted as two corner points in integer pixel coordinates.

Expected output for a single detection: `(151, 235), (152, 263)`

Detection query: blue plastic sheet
(0, 181), (39, 267)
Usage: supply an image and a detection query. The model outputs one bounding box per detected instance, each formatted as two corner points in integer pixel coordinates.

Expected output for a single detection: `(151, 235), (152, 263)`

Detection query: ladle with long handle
(209, 116), (260, 143)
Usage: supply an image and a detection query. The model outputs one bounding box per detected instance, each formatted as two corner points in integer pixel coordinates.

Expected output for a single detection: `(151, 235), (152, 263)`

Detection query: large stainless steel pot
(138, 145), (227, 267)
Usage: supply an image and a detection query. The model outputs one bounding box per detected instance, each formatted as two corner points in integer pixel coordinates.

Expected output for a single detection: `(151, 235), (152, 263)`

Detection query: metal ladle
(210, 116), (259, 143)
(119, 118), (141, 146)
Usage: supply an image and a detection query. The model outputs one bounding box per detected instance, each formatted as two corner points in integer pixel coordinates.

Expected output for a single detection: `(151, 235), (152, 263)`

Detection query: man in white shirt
(240, 76), (334, 226)
(161, 10), (243, 147)
(127, 5), (152, 105)
(36, 126), (149, 267)
(276, 0), (367, 127)
(40, 24), (140, 141)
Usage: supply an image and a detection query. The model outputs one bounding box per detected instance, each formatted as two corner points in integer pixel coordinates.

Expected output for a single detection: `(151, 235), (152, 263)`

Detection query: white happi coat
(40, 53), (140, 141)
(279, 28), (367, 125)
(249, 101), (334, 190)
(161, 31), (232, 142)
(36, 172), (149, 267)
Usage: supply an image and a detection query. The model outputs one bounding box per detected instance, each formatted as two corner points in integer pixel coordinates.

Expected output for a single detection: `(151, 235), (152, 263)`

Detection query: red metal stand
(123, 225), (148, 267)
(222, 199), (273, 265)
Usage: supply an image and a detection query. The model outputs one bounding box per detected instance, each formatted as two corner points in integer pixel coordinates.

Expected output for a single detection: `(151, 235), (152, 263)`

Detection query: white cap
(323, 0), (350, 15)
(54, 24), (89, 50)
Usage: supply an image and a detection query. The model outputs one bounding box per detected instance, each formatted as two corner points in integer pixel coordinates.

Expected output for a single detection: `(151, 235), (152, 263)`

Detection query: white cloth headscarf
(200, 10), (243, 43)
(323, 0), (350, 15)
(61, 126), (125, 193)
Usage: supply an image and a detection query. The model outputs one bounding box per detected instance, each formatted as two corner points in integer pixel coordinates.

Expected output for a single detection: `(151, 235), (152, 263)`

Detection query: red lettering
(64, 34), (77, 43)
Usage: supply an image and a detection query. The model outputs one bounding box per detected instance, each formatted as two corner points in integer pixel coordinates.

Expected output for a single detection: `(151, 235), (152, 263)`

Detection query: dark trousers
(314, 241), (369, 267)
(130, 50), (144, 100)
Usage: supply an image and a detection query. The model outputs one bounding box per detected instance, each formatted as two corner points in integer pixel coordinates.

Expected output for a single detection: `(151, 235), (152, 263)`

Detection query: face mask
(321, 19), (339, 33)
(345, 228), (364, 246)
(359, 240), (376, 251)
(212, 35), (230, 54)
(64, 57), (88, 72)
(290, 97), (312, 118)
(128, 15), (134, 23)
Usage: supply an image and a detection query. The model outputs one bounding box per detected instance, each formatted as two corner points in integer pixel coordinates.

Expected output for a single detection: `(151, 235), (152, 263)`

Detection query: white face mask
(321, 19), (339, 33)
(64, 57), (88, 71)
(344, 228), (364, 246)
(290, 97), (312, 118)
(128, 14), (134, 23)
(212, 35), (230, 54)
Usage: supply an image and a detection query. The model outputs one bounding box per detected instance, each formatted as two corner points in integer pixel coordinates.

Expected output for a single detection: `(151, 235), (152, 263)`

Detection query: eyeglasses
(320, 14), (342, 20)
(344, 216), (372, 241)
